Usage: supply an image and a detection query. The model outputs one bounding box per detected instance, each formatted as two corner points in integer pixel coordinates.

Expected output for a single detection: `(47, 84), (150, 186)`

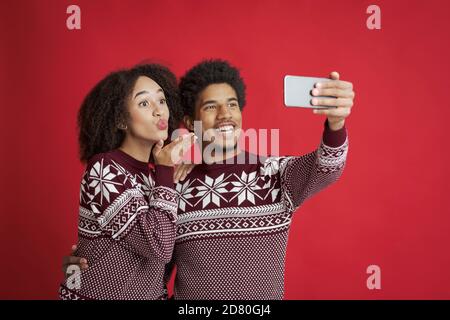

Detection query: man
(64, 59), (354, 299)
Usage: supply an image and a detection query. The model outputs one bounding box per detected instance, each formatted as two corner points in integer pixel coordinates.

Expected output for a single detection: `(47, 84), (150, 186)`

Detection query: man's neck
(202, 145), (242, 164)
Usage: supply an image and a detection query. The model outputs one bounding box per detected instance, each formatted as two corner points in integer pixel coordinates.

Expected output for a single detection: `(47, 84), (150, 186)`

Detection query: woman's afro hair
(77, 63), (182, 162)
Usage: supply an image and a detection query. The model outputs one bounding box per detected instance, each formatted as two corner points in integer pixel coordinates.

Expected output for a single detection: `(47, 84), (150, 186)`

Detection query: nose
(152, 101), (164, 118)
(217, 104), (232, 120)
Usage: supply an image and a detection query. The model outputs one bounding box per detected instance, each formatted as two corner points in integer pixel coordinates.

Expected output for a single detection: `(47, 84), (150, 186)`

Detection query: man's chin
(212, 141), (239, 154)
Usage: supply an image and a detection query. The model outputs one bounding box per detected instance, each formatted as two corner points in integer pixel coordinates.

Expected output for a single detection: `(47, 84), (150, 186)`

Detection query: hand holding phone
(284, 75), (337, 109)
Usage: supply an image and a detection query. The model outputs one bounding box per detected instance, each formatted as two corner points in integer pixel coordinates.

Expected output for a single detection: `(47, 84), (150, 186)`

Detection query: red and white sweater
(166, 121), (349, 299)
(59, 149), (178, 300)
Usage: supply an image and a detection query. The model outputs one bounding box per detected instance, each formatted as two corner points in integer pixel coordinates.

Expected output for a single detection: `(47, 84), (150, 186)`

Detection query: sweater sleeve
(261, 120), (348, 214)
(79, 155), (179, 263)
(163, 257), (176, 287)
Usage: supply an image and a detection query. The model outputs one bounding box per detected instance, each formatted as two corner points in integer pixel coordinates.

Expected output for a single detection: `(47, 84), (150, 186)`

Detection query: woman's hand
(153, 133), (197, 167)
(173, 163), (196, 183)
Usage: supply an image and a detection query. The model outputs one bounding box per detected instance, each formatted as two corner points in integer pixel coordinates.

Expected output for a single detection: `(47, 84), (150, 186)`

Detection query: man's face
(188, 83), (242, 153)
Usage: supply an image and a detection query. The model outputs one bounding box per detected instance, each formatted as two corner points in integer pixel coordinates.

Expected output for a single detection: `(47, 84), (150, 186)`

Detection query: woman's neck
(119, 136), (154, 163)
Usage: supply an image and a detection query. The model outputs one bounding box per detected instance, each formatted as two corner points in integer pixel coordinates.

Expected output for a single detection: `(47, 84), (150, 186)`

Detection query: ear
(117, 122), (127, 131)
(183, 115), (195, 131)
(116, 114), (129, 131)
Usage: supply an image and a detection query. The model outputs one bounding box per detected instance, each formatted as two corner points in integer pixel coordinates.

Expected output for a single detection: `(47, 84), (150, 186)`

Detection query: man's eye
(139, 100), (149, 107)
(229, 103), (238, 108)
(206, 105), (216, 110)
(160, 98), (167, 104)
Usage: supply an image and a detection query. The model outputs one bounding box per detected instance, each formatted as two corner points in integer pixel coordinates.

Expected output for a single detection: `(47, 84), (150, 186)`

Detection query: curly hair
(179, 59), (246, 117)
(77, 64), (182, 162)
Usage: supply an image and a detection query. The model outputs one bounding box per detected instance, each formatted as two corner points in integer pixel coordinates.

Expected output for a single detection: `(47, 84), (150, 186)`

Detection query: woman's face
(125, 76), (170, 143)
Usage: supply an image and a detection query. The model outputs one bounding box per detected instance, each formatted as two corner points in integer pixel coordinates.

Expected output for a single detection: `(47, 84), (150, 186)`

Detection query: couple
(60, 59), (354, 300)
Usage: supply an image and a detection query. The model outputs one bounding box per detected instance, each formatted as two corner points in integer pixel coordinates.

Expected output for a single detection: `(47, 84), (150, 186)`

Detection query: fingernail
(312, 98), (318, 105)
(315, 82), (321, 88)
(313, 109), (318, 114)
(312, 89), (319, 96)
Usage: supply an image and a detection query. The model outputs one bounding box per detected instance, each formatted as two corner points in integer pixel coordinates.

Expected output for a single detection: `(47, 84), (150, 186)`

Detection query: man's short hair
(179, 59), (246, 117)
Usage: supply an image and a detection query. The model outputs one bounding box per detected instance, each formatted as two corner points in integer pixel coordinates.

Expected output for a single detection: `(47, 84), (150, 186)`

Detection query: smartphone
(284, 75), (335, 109)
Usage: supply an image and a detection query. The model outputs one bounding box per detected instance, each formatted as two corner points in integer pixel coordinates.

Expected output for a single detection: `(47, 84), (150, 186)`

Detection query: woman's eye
(160, 98), (167, 104)
(139, 100), (149, 107)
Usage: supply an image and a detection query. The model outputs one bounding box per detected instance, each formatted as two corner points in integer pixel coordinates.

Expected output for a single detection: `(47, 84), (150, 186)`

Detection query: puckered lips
(157, 119), (168, 130)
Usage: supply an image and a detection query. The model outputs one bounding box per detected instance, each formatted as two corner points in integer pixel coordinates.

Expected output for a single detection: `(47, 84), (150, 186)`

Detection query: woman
(59, 64), (194, 300)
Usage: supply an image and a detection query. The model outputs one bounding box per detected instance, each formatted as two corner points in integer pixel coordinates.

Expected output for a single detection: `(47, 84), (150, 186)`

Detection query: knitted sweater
(59, 149), (179, 300)
(166, 121), (349, 299)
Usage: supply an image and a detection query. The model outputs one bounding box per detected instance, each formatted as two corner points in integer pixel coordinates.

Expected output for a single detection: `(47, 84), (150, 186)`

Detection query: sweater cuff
(154, 165), (175, 188)
(322, 119), (347, 148)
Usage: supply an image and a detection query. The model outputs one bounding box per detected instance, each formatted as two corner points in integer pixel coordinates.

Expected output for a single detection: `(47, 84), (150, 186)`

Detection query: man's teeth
(216, 125), (234, 133)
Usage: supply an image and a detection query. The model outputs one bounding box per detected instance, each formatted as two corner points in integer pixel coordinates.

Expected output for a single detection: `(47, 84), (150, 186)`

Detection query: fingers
(329, 71), (340, 80)
(165, 133), (191, 153)
(179, 171), (188, 183)
(180, 133), (197, 155)
(62, 257), (88, 276)
(63, 244), (89, 273)
(179, 164), (195, 182)
(63, 256), (87, 267)
(174, 163), (196, 183)
(313, 106), (352, 117)
(185, 164), (194, 177)
(313, 72), (355, 120)
(173, 165), (184, 184)
(168, 133), (197, 164)
(316, 79), (353, 90)
(312, 88), (354, 99)
(152, 140), (164, 158)
(311, 97), (353, 108)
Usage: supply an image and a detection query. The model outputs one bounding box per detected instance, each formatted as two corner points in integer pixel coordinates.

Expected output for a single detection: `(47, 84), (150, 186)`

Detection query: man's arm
(279, 71), (354, 213)
(278, 120), (348, 213)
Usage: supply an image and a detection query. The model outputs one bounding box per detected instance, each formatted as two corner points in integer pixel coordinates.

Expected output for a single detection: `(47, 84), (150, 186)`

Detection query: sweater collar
(111, 149), (149, 172)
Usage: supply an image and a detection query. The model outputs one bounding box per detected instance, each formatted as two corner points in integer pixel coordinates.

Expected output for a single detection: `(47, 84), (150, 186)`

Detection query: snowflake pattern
(88, 160), (123, 210)
(176, 179), (195, 212)
(86, 159), (154, 214)
(194, 173), (230, 208)
(229, 171), (263, 205)
(177, 171), (276, 211)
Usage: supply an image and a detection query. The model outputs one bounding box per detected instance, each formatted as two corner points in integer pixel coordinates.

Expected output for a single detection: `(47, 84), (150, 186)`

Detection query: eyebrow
(134, 88), (163, 99)
(201, 97), (238, 107)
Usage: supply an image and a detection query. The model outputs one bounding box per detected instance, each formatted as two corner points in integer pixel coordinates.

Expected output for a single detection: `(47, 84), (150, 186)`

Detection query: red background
(1, 0), (449, 299)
